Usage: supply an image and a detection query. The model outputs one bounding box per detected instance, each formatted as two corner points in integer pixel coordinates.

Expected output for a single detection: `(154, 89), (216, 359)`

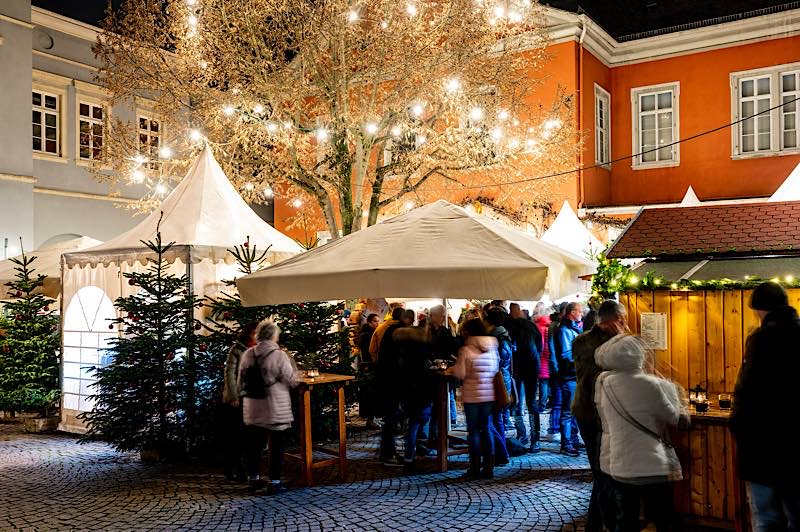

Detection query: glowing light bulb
(199, 59), (208, 69)
(187, 14), (197, 26)
(445, 78), (461, 93)
(629, 275), (639, 286)
(417, 134), (427, 145)
(493, 5), (505, 18)
(155, 183), (168, 196)
(507, 138), (520, 149)
(544, 118), (562, 130)
(404, 200), (415, 211)
(512, 118), (519, 126)
(253, 103), (264, 114)
(497, 109), (509, 121)
(315, 128), (328, 142)
(411, 103), (424, 117)
(263, 187), (274, 199)
(292, 198), (303, 209)
(186, 0), (197, 5)
(231, 87), (240, 95)
(381, 20), (388, 29)
(406, 4), (417, 17)
(391, 125), (403, 137)
(348, 10), (359, 23)
(223, 105), (235, 116)
(365, 122), (378, 135)
(266, 122), (279, 133)
(282, 121), (293, 129)
(132, 169), (145, 183)
(244, 182), (254, 191)
(469, 107), (484, 122)
(189, 129), (202, 141)
(133, 154), (147, 165)
(671, 283), (678, 289)
(786, 275), (795, 283)
(490, 127), (503, 141)
(159, 146), (172, 159)
(508, 10), (522, 22)
(526, 138), (538, 149)
(654, 279), (662, 286)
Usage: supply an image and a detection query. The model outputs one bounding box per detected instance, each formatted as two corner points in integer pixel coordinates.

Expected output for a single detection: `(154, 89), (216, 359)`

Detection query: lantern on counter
(690, 385), (709, 413)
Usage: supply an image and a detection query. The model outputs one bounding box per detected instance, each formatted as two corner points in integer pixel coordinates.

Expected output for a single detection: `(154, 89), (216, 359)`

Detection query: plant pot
(23, 415), (60, 433)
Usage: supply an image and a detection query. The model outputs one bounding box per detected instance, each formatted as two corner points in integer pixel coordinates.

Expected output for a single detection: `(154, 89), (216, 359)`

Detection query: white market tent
(237, 200), (594, 306)
(58, 146), (303, 432)
(768, 161), (800, 202)
(541, 200), (603, 258)
(0, 236), (102, 299)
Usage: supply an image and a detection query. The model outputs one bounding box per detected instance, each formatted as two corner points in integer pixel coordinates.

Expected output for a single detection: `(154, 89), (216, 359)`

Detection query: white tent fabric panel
(237, 200), (593, 306)
(541, 200), (603, 258)
(769, 162), (800, 202)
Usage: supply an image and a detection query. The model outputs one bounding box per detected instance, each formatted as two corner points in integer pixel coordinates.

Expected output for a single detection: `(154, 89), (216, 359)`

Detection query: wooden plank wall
(619, 289), (800, 523)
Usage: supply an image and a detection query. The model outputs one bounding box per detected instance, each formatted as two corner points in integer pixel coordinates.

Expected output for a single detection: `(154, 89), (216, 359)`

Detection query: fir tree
(0, 250), (60, 417)
(79, 230), (202, 457)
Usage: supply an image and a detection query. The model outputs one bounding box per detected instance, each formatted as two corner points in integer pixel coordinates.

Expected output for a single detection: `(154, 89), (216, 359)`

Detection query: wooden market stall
(607, 199), (800, 530)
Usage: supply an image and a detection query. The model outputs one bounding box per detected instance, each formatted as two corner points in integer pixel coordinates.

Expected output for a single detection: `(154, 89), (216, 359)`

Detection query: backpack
(240, 348), (278, 399)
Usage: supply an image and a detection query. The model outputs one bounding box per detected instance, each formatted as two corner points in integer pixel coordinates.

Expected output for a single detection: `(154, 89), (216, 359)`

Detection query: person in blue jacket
(554, 302), (583, 456)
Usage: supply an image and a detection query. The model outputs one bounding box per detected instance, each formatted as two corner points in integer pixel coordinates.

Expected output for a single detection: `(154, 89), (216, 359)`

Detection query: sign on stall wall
(640, 312), (668, 350)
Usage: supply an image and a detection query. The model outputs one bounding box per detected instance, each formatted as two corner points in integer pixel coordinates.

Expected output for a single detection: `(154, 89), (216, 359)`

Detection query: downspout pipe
(577, 14), (588, 209)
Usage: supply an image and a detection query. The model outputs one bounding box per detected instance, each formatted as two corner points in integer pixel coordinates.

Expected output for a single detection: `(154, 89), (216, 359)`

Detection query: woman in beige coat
(237, 319), (299, 494)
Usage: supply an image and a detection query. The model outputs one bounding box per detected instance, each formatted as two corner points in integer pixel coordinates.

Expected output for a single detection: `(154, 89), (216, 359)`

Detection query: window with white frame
(631, 83), (679, 167)
(137, 114), (161, 168)
(594, 84), (611, 166)
(732, 63), (800, 156)
(78, 102), (105, 161)
(32, 90), (60, 155)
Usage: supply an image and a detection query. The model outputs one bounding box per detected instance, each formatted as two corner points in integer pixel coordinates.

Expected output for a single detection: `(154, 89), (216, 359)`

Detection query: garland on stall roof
(591, 250), (800, 295)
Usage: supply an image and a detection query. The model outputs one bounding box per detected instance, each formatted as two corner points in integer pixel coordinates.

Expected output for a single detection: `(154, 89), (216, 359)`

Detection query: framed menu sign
(640, 312), (668, 350)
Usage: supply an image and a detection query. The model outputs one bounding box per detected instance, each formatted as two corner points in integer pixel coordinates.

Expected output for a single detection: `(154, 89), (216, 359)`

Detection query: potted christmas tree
(0, 248), (60, 431)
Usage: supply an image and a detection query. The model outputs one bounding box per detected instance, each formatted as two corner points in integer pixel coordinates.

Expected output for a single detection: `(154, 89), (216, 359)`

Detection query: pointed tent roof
(237, 200), (593, 305)
(541, 200), (603, 258)
(64, 146), (303, 267)
(679, 185), (701, 206)
(1, 236), (103, 298)
(769, 162), (800, 202)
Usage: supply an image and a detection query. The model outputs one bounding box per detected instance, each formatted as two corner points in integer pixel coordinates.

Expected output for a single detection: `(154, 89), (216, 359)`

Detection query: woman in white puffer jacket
(594, 335), (688, 532)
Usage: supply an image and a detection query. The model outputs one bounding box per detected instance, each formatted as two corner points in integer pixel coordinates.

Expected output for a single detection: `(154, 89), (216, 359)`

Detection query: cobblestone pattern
(0, 418), (590, 531)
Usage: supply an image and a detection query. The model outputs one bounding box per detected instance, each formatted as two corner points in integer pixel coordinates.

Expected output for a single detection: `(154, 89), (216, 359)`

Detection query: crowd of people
(216, 282), (799, 532)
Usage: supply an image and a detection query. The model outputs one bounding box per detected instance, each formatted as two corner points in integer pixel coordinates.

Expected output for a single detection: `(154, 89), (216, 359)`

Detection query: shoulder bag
(240, 348), (278, 399)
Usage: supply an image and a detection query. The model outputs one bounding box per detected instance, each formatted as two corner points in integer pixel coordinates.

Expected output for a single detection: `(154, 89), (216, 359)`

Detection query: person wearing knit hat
(732, 281), (800, 531)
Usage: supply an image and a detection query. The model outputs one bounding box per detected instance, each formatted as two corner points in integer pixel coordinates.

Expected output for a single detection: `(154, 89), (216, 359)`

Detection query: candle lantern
(691, 385), (709, 413)
(305, 368), (320, 379)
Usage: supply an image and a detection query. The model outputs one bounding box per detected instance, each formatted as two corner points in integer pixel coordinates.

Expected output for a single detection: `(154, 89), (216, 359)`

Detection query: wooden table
(674, 405), (746, 531)
(433, 374), (469, 472)
(284, 373), (355, 486)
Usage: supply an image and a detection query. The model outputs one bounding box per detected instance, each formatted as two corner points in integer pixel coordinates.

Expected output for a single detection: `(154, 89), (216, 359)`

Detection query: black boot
(463, 455), (481, 480)
(481, 454), (494, 479)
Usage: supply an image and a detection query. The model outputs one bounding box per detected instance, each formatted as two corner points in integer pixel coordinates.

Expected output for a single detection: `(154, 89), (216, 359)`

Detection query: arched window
(62, 286), (116, 412)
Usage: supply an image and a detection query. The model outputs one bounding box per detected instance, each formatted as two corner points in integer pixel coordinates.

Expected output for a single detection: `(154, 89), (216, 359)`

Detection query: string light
(282, 121), (293, 130)
(186, 0), (197, 6)
(315, 128), (328, 142)
(187, 14), (197, 26)
(159, 146), (172, 159)
(445, 78), (461, 93)
(155, 183), (168, 196)
(347, 10), (359, 23)
(131, 169), (145, 183)
(629, 275), (639, 286)
(199, 60), (208, 69)
(786, 275), (795, 283)
(391, 125), (403, 137)
(292, 198), (303, 209)
(380, 20), (388, 29)
(406, 4), (418, 17)
(189, 129), (203, 141)
(493, 5), (506, 18)
(417, 134), (427, 145)
(244, 182), (254, 191)
(411, 103), (424, 118)
(263, 187), (274, 199)
(508, 10), (522, 22)
(507, 138), (520, 149)
(266, 122), (279, 133)
(223, 105), (235, 116)
(253, 103), (265, 115)
(497, 109), (509, 121)
(404, 200), (415, 211)
(671, 283), (679, 289)
(469, 107), (484, 122)
(544, 118), (562, 130)
(133, 154), (147, 165)
(364, 122), (378, 135)
(490, 127), (503, 141)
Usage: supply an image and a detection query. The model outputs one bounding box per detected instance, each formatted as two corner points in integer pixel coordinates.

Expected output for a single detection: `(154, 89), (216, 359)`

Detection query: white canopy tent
(768, 161), (800, 202)
(0, 236), (102, 299)
(541, 200), (603, 258)
(237, 200), (593, 306)
(58, 146), (303, 432)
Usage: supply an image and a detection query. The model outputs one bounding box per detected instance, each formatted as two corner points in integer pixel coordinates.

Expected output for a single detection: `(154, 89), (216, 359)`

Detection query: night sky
(32, 0), (123, 27)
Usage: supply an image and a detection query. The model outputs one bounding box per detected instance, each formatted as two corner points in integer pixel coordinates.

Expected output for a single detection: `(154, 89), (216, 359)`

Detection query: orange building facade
(274, 6), (800, 238)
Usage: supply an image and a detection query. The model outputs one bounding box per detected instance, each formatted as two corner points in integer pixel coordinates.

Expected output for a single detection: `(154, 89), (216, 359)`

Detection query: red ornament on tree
(289, 313), (297, 319)
(223, 311), (232, 320)
(198, 343), (207, 352)
(15, 314), (22, 321)
(15, 291), (22, 298)
(127, 312), (134, 319)
(298, 303), (305, 308)
(243, 241), (249, 248)
(128, 278), (136, 286)
(44, 306), (50, 312)
(109, 324), (115, 330)
(194, 323), (202, 330)
(2, 345), (9, 353)
(336, 309), (343, 315)
(165, 351), (174, 361)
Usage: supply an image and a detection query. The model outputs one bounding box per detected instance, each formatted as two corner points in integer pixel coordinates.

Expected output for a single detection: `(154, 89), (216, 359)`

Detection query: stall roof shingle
(606, 201), (800, 260)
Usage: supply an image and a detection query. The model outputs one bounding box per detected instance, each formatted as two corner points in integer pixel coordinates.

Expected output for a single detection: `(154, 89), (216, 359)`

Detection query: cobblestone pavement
(0, 417), (590, 531)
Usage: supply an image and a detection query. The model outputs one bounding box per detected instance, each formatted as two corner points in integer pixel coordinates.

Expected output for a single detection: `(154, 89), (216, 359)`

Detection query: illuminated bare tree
(94, 0), (578, 237)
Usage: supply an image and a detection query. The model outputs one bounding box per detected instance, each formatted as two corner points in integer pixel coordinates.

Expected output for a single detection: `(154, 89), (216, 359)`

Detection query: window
(631, 83), (679, 168)
(138, 114), (161, 168)
(32, 90), (60, 155)
(594, 84), (611, 166)
(732, 63), (800, 156)
(78, 102), (105, 161)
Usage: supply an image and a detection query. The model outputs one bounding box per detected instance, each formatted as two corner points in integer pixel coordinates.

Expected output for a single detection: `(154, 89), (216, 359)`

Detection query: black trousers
(577, 417), (617, 532)
(614, 480), (675, 532)
(244, 425), (288, 481)
(220, 403), (246, 479)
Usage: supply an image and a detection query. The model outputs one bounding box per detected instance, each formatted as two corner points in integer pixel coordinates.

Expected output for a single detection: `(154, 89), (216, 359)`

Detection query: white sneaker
(542, 433), (561, 443)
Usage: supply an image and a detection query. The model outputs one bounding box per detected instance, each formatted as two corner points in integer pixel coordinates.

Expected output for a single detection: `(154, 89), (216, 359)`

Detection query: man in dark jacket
(377, 309), (414, 466)
(426, 305), (458, 447)
(731, 282), (800, 531)
(507, 303), (543, 453)
(555, 302), (583, 456)
(572, 300), (627, 532)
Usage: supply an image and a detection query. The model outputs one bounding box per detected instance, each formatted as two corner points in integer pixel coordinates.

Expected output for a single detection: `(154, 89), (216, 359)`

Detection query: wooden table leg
(436, 380), (448, 472)
(300, 385), (313, 486)
(338, 383), (347, 480)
